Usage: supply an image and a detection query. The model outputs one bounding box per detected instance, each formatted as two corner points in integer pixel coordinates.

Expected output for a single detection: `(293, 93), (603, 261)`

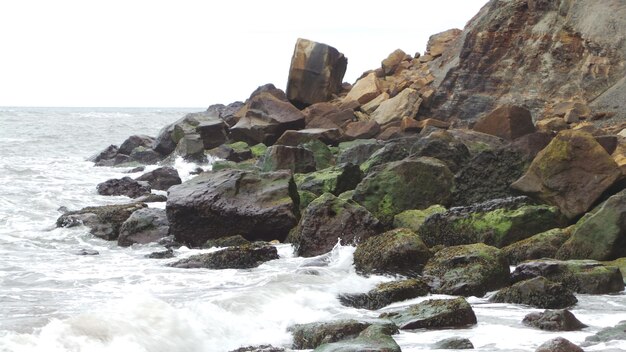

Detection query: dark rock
(166, 169), (297, 247)
(490, 277), (577, 309)
(229, 345), (284, 352)
(206, 101), (245, 128)
(118, 208), (169, 247)
(336, 139), (383, 166)
(153, 111), (222, 156)
(536, 337), (584, 352)
(294, 164), (363, 197)
(392, 205), (447, 233)
(411, 130), (471, 172)
(473, 105), (536, 140)
(583, 320), (626, 347)
(208, 142), (254, 162)
(171, 133), (205, 162)
(196, 119), (228, 150)
(119, 135), (155, 155)
(290, 320), (371, 350)
(447, 129), (508, 156)
(258, 145), (316, 173)
(353, 228), (431, 276)
(134, 193), (167, 203)
(275, 128), (343, 147)
(353, 157), (454, 225)
(128, 146), (162, 165)
(56, 203), (147, 240)
(339, 278), (430, 310)
(286, 38), (347, 108)
(135, 167), (182, 191)
(386, 297), (477, 330)
(146, 248), (174, 259)
(169, 243), (278, 269)
(313, 324), (401, 352)
(344, 121), (381, 140)
(89, 145), (119, 163)
(74, 249), (99, 256)
(432, 337), (474, 349)
(126, 166), (145, 173)
(203, 235), (250, 248)
(359, 136), (418, 173)
(502, 227), (572, 265)
(523, 309), (587, 331)
(510, 259), (625, 294)
(96, 177), (151, 198)
(291, 193), (383, 257)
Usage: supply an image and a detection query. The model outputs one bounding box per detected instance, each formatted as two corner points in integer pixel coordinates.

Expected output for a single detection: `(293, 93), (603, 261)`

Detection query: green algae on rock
(386, 297), (477, 330)
(490, 276), (577, 309)
(502, 227), (572, 265)
(294, 163), (363, 197)
(339, 278), (430, 310)
(313, 324), (401, 352)
(392, 205), (446, 233)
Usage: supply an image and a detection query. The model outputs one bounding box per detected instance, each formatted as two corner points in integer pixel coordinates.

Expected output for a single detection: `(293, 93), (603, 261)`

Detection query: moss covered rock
(582, 320), (626, 347)
(301, 139), (334, 170)
(556, 189), (626, 261)
(169, 243), (279, 269)
(211, 159), (258, 172)
(522, 309), (587, 331)
(411, 129), (471, 172)
(337, 139), (383, 165)
(294, 163), (363, 196)
(203, 235), (250, 248)
(258, 145), (317, 173)
(353, 228), (432, 276)
(250, 143), (268, 158)
(359, 136), (418, 173)
(313, 324), (401, 352)
(386, 297), (477, 330)
(297, 190), (319, 213)
(510, 259), (625, 294)
(392, 205), (446, 233)
(353, 157), (454, 225)
(290, 320), (370, 350)
(502, 227), (572, 265)
(490, 277), (577, 309)
(423, 243), (510, 297)
(57, 202), (147, 241)
(602, 257), (626, 281)
(291, 193), (383, 257)
(339, 278), (430, 310)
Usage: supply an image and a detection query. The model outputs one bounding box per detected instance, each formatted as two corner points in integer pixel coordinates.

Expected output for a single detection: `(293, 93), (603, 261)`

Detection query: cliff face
(426, 0), (626, 120)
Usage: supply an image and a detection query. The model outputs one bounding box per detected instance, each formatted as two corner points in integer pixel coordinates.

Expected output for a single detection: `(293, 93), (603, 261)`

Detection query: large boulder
(411, 130), (471, 172)
(313, 324), (400, 352)
(392, 205), (447, 233)
(353, 157), (454, 225)
(196, 119), (228, 150)
(344, 72), (382, 105)
(293, 164), (363, 197)
(359, 136), (418, 173)
(510, 259), (625, 294)
(339, 278), (430, 310)
(166, 169), (298, 247)
(522, 309), (587, 331)
(286, 38), (347, 108)
(291, 193), (383, 257)
(118, 135), (156, 155)
(56, 203), (147, 241)
(153, 111), (222, 156)
(386, 297), (477, 330)
(502, 227), (572, 265)
(135, 166), (181, 191)
(423, 243), (510, 297)
(258, 145), (317, 174)
(96, 177), (151, 198)
(556, 189), (626, 261)
(290, 320), (372, 350)
(511, 130), (622, 219)
(353, 228), (431, 277)
(169, 243), (279, 269)
(473, 105), (536, 140)
(370, 88), (421, 125)
(489, 277), (578, 309)
(336, 139), (383, 166)
(536, 337), (584, 352)
(275, 128), (342, 147)
(117, 208), (169, 247)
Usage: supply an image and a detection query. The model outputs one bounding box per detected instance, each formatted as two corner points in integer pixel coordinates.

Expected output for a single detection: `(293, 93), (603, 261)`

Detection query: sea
(0, 107), (624, 352)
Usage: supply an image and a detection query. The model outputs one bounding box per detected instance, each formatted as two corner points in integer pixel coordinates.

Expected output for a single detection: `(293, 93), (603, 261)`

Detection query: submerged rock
(146, 248), (174, 259)
(117, 208), (169, 247)
(432, 337), (474, 350)
(386, 297), (477, 330)
(96, 177), (151, 198)
(522, 309), (587, 331)
(290, 320), (372, 350)
(582, 320), (626, 347)
(536, 337), (583, 352)
(313, 324), (401, 352)
(229, 346), (284, 352)
(339, 278), (430, 310)
(56, 203), (147, 241)
(490, 277), (577, 309)
(169, 243), (278, 269)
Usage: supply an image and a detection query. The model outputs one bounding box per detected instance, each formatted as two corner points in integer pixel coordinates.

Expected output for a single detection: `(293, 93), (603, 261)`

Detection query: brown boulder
(371, 88), (421, 125)
(381, 49), (408, 76)
(473, 105), (536, 140)
(344, 120), (380, 140)
(286, 38), (347, 108)
(344, 72), (381, 105)
(275, 128), (342, 146)
(426, 29), (462, 58)
(511, 130), (622, 219)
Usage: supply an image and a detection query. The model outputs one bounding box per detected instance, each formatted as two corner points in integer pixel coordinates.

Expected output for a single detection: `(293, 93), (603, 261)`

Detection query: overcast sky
(0, 0), (488, 108)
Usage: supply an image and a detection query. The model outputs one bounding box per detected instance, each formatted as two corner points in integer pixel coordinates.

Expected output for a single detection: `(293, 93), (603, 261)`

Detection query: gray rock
(96, 177), (151, 198)
(136, 166), (181, 191)
(56, 203), (147, 240)
(117, 208), (169, 247)
(522, 309), (587, 331)
(169, 243), (278, 269)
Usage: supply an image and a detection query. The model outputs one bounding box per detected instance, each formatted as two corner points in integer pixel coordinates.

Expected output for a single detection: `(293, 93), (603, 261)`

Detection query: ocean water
(0, 107), (624, 352)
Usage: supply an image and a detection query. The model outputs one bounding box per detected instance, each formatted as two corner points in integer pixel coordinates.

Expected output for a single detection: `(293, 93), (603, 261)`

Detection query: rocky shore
(57, 0), (626, 351)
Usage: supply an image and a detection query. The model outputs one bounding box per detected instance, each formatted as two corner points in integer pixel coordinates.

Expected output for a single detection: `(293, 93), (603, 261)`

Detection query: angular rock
(128, 146), (162, 165)
(301, 139), (334, 170)
(510, 259), (625, 294)
(135, 166), (181, 191)
(89, 145), (119, 163)
(359, 136), (418, 173)
(290, 320), (370, 350)
(118, 208), (169, 247)
(96, 177), (151, 198)
(473, 105), (536, 141)
(344, 72), (381, 105)
(536, 337), (584, 352)
(381, 49), (408, 76)
(392, 205), (446, 233)
(119, 135), (155, 155)
(294, 164), (363, 197)
(196, 119), (228, 149)
(490, 277), (577, 309)
(172, 133), (205, 161)
(361, 92), (389, 115)
(286, 38), (347, 108)
(423, 243), (510, 297)
(203, 235), (250, 249)
(426, 29), (462, 57)
(208, 142), (253, 162)
(258, 145), (316, 173)
(56, 203), (147, 241)
(411, 130), (471, 172)
(206, 101), (245, 127)
(432, 337), (474, 350)
(522, 309), (587, 331)
(370, 88), (421, 125)
(313, 324), (400, 352)
(511, 130), (622, 219)
(291, 193), (383, 257)
(166, 169), (298, 247)
(343, 121), (380, 140)
(535, 117), (569, 133)
(339, 278), (430, 310)
(275, 128), (342, 147)
(229, 345), (284, 352)
(556, 189), (626, 261)
(153, 111), (222, 156)
(169, 243), (278, 269)
(336, 139), (383, 166)
(387, 297), (477, 330)
(353, 157), (454, 225)
(502, 227), (572, 265)
(353, 228), (431, 277)
(447, 129), (507, 156)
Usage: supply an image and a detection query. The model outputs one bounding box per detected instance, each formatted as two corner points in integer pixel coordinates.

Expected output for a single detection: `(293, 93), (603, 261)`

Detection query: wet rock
(353, 157), (454, 225)
(56, 202), (147, 241)
(411, 130), (471, 172)
(203, 235), (251, 248)
(286, 38), (347, 108)
(358, 136), (418, 173)
(336, 139), (383, 166)
(502, 227), (572, 265)
(353, 228), (431, 277)
(432, 337), (474, 350)
(208, 142), (253, 162)
(473, 105), (536, 140)
(166, 169), (298, 247)
(146, 248), (174, 259)
(447, 129), (508, 156)
(275, 128), (343, 147)
(339, 278), (430, 310)
(153, 111), (222, 156)
(418, 197), (563, 248)
(196, 119), (228, 150)
(490, 277), (577, 309)
(291, 193), (383, 257)
(510, 259), (625, 294)
(582, 320), (626, 347)
(423, 243), (510, 297)
(258, 145), (316, 174)
(523, 309), (587, 331)
(313, 324), (401, 352)
(343, 121), (381, 140)
(206, 101), (246, 128)
(118, 208), (169, 247)
(536, 337), (583, 352)
(512, 130), (622, 219)
(386, 297), (477, 330)
(96, 177), (151, 198)
(290, 320), (371, 350)
(294, 164), (362, 197)
(371, 88), (421, 125)
(89, 145), (119, 163)
(135, 166), (181, 191)
(171, 133), (205, 162)
(119, 135), (156, 155)
(74, 249), (99, 256)
(392, 205), (447, 233)
(556, 189), (626, 261)
(229, 346), (284, 352)
(134, 193), (167, 203)
(169, 243), (278, 269)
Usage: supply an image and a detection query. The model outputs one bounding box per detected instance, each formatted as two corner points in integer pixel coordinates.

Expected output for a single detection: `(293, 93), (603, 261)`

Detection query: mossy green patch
(250, 143), (267, 158)
(393, 205), (447, 232)
(227, 141), (250, 152)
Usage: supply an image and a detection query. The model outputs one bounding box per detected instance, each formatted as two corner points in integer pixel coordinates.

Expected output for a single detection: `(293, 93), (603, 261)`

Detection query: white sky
(0, 0), (488, 108)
